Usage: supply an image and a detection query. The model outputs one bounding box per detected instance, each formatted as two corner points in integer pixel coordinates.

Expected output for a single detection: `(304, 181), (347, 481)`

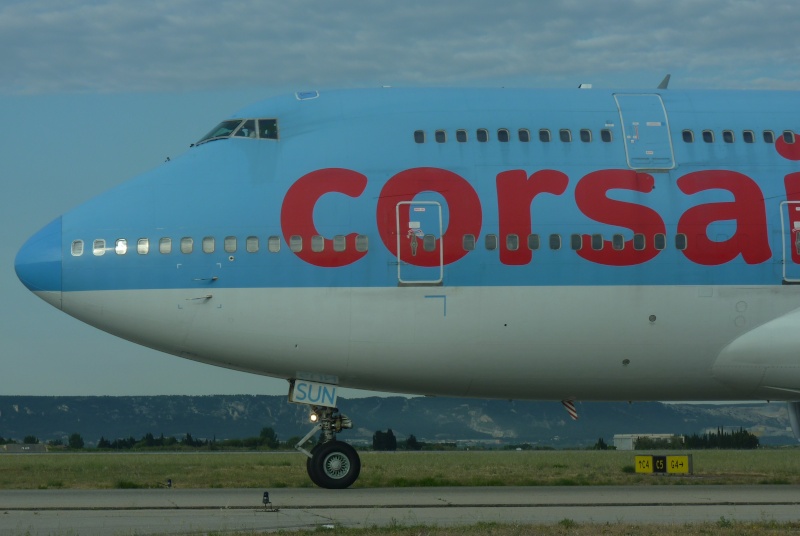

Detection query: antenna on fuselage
(657, 74), (671, 89)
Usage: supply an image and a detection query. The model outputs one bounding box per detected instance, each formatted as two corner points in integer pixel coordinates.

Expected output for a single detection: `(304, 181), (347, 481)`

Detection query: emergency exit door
(780, 201), (800, 282)
(614, 94), (675, 170)
(396, 201), (443, 285)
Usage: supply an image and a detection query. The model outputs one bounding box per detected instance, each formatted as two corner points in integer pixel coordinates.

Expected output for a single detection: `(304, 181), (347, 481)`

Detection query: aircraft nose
(15, 217), (63, 309)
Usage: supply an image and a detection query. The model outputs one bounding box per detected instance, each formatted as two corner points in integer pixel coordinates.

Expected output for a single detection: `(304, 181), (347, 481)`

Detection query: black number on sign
(653, 456), (667, 473)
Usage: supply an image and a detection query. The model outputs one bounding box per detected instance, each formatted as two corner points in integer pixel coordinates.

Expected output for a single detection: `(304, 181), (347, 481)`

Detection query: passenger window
(527, 234), (540, 250)
(702, 130), (714, 143)
(333, 235), (346, 252)
(497, 129), (510, 142)
(456, 129), (468, 142)
(414, 130), (425, 144)
(477, 129), (489, 142)
(355, 234), (369, 252)
(180, 237), (193, 254)
(612, 234), (624, 251)
(268, 236), (281, 253)
(506, 234), (519, 251)
(258, 119), (278, 139)
(560, 129), (572, 143)
(485, 234), (497, 250)
(654, 234), (666, 250)
(682, 130), (694, 143)
(722, 130), (734, 143)
(311, 235), (324, 252)
(600, 129), (613, 142)
(159, 237), (172, 254)
(539, 129), (551, 142)
(633, 234), (645, 251)
(290, 235), (302, 252)
(463, 234), (476, 251)
(675, 234), (688, 250)
(549, 234), (561, 250)
(423, 234), (436, 252)
(224, 236), (237, 253)
(518, 129), (531, 142)
(591, 234), (603, 250)
(570, 234), (582, 250)
(763, 130), (775, 143)
(71, 240), (84, 257)
(202, 237), (215, 254)
(93, 239), (105, 256)
(435, 130), (446, 143)
(247, 236), (260, 253)
(784, 131), (796, 144)
(743, 130), (755, 143)
(115, 239), (128, 255)
(234, 119), (257, 138)
(580, 129), (592, 143)
(137, 238), (149, 255)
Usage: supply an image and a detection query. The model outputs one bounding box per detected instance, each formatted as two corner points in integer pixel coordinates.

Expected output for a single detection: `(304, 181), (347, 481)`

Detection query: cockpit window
(196, 120), (243, 145)
(234, 119), (257, 138)
(196, 118), (279, 146)
(258, 119), (278, 139)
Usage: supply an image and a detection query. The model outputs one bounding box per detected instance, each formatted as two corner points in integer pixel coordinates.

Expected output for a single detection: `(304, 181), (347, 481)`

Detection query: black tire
(306, 443), (324, 487)
(308, 440), (361, 489)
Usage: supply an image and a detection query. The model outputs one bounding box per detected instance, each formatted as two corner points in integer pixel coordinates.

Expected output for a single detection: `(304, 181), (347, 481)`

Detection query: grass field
(211, 522), (800, 536)
(3, 451), (800, 535)
(106, 522), (800, 536)
(0, 449), (799, 489)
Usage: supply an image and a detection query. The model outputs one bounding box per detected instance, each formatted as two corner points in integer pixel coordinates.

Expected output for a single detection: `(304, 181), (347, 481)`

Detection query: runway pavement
(1, 485), (800, 535)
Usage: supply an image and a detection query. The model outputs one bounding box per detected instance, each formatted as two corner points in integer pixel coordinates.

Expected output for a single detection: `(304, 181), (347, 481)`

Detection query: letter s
(574, 169), (665, 266)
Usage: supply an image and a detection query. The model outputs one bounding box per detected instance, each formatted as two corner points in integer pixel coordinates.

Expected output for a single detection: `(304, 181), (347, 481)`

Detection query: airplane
(14, 81), (800, 489)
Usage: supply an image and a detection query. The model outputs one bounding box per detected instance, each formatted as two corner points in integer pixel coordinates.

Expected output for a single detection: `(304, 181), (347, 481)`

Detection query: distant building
(613, 434), (680, 451)
(1, 444), (47, 454)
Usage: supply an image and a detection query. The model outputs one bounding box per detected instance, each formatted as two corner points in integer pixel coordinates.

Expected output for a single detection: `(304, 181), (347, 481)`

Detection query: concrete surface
(1, 485), (799, 535)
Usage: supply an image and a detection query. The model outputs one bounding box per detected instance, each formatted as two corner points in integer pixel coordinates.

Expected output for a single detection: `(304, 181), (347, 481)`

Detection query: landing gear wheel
(308, 440), (361, 489)
(306, 443), (324, 487)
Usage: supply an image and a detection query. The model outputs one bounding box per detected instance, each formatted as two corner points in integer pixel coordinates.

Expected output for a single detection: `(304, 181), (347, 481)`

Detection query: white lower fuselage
(41, 284), (800, 401)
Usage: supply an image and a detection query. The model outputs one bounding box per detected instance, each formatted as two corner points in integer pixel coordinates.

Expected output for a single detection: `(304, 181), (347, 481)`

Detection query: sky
(2, 0), (799, 397)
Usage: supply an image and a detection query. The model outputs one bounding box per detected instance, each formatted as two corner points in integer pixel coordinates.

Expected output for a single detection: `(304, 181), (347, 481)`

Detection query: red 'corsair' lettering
(574, 169), (665, 266)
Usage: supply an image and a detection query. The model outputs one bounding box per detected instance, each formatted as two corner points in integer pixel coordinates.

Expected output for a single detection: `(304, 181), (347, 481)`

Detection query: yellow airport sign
(635, 455), (693, 474)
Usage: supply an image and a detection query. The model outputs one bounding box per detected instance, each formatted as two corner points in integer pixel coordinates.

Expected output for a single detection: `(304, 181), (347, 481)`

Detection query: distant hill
(0, 395), (794, 447)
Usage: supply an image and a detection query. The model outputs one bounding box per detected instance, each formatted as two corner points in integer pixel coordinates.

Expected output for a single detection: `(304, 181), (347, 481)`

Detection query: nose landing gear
(295, 405), (361, 489)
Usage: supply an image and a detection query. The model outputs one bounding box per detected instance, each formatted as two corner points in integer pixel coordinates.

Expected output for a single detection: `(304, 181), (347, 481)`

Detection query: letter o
(376, 168), (482, 266)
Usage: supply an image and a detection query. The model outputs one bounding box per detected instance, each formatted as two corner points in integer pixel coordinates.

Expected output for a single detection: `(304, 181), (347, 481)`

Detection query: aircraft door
(396, 201), (443, 285)
(614, 94), (675, 170)
(780, 201), (800, 282)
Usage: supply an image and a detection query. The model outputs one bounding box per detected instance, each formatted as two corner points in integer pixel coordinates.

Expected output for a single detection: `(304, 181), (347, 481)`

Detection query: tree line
(634, 427), (760, 450)
(372, 429), (452, 451)
(1, 433), (84, 449)
(684, 427), (760, 449)
(4, 426), (762, 451)
(2, 428), (286, 451)
(97, 427), (283, 450)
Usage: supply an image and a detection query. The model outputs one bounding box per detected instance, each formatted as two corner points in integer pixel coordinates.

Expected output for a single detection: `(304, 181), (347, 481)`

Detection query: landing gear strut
(295, 405), (361, 489)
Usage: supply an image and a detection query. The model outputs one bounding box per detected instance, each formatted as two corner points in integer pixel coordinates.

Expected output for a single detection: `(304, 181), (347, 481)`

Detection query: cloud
(1, 0), (798, 95)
